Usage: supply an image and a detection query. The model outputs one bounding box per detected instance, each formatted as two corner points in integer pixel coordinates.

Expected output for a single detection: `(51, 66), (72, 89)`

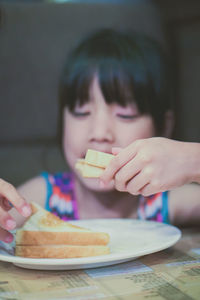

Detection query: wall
(154, 0), (200, 142)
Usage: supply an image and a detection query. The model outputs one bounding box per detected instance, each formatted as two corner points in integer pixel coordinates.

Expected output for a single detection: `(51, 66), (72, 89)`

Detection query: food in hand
(75, 149), (114, 178)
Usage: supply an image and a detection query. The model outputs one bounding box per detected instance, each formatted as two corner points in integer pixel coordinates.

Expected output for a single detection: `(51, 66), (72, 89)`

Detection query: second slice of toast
(16, 203), (110, 247)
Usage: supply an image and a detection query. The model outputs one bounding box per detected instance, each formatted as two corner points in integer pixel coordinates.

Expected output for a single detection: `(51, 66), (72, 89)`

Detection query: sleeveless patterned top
(41, 172), (169, 224)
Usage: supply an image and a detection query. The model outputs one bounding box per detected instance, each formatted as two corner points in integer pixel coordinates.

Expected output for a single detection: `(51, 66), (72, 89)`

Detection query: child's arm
(100, 137), (200, 196)
(169, 183), (200, 227)
(0, 178), (32, 243)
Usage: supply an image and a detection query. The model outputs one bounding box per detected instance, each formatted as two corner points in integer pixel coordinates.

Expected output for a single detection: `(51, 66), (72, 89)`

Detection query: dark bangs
(59, 58), (153, 111)
(98, 57), (155, 111)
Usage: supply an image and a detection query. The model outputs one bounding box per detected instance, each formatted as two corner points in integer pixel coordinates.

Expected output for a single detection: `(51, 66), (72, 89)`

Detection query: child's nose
(90, 113), (114, 143)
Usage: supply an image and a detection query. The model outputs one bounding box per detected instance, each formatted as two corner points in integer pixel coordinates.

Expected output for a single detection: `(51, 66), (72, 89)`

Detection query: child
(1, 28), (200, 244)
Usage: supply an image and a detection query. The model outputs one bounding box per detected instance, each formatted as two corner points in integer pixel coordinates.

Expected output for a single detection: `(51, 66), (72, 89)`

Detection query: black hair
(58, 28), (174, 137)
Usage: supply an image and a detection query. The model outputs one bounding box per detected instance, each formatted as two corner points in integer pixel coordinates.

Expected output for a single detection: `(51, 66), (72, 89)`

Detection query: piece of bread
(15, 202), (110, 258)
(75, 158), (105, 178)
(85, 149), (114, 168)
(75, 149), (114, 178)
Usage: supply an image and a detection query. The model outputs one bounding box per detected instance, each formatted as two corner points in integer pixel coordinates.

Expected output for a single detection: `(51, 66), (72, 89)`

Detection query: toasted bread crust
(15, 245), (110, 258)
(16, 230), (110, 246)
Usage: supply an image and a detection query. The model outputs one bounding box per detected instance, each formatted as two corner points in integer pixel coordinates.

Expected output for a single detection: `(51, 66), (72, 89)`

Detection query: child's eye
(72, 111), (90, 117)
(117, 114), (139, 120)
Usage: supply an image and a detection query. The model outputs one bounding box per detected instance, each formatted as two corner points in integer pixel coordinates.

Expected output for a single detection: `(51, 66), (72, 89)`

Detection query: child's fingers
(0, 197), (13, 211)
(139, 179), (167, 197)
(0, 227), (14, 243)
(0, 179), (31, 218)
(100, 144), (137, 184)
(0, 205), (16, 231)
(113, 157), (143, 192)
(125, 169), (151, 195)
(139, 183), (155, 197)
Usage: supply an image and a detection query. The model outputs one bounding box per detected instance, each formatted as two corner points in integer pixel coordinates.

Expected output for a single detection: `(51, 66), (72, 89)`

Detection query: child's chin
(81, 177), (115, 192)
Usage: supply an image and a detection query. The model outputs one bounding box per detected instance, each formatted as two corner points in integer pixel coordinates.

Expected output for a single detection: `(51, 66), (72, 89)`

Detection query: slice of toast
(15, 202), (110, 258)
(75, 149), (114, 178)
(85, 149), (114, 168)
(75, 158), (105, 178)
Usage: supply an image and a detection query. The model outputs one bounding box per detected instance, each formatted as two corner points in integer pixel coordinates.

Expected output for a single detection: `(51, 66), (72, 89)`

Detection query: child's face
(62, 75), (156, 191)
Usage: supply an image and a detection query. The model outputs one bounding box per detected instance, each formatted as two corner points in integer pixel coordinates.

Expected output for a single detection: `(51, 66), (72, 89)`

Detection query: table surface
(0, 227), (199, 300)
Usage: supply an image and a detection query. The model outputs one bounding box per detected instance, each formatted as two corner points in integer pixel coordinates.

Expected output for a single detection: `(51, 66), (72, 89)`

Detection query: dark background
(0, 0), (200, 186)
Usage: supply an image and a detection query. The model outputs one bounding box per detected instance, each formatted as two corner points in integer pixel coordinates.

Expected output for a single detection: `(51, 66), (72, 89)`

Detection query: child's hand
(0, 179), (32, 243)
(100, 137), (199, 196)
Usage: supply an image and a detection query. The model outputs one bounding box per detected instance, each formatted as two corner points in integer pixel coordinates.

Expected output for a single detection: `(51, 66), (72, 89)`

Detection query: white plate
(0, 219), (181, 270)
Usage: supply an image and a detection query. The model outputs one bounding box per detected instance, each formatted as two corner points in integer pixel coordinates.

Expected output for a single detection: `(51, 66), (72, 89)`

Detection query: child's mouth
(82, 149), (112, 157)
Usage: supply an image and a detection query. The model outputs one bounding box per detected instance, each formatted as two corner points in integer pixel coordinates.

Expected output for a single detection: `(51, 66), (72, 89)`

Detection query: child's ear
(163, 110), (175, 138)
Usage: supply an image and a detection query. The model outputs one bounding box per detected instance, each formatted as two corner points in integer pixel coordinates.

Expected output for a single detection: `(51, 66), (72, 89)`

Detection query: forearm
(169, 183), (200, 227)
(184, 142), (200, 184)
